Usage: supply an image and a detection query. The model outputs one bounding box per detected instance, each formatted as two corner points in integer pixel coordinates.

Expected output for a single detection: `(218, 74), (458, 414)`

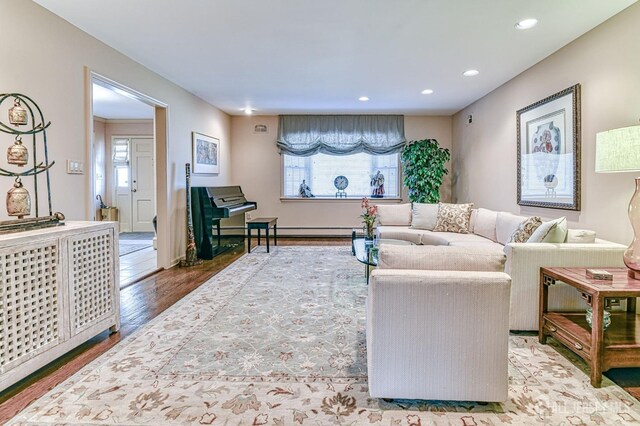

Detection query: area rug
(8, 246), (640, 425)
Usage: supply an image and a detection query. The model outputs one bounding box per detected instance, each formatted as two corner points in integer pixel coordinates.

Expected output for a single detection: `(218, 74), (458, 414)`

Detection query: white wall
(452, 2), (640, 244)
(230, 115), (452, 235)
(2, 0), (231, 263)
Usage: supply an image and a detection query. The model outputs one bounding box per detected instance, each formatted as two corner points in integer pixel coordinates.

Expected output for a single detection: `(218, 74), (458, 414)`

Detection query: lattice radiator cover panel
(0, 241), (60, 372)
(69, 229), (115, 334)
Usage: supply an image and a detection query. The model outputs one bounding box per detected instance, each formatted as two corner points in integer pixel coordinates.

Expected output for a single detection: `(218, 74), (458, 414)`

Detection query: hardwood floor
(2, 236), (640, 423)
(0, 237), (348, 424)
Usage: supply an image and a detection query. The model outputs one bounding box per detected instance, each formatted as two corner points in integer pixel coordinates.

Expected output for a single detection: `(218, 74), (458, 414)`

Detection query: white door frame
(85, 68), (171, 269)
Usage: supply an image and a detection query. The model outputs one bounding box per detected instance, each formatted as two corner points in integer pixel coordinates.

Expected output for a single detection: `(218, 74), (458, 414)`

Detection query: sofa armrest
(367, 269), (511, 401)
(504, 241), (626, 331)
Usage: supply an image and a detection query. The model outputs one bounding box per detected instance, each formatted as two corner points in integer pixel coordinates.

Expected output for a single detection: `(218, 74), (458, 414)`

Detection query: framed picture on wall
(192, 132), (220, 174)
(516, 84), (581, 210)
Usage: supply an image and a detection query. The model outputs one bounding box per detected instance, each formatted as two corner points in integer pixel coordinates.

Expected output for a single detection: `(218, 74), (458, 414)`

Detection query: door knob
(132, 189), (137, 192)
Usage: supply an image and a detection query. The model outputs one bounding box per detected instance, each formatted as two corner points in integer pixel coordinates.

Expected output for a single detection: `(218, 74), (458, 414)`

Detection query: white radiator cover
(0, 221), (120, 392)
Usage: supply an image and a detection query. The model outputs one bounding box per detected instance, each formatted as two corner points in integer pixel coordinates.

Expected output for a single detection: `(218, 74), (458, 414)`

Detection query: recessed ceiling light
(358, 96), (369, 102)
(515, 18), (538, 30)
(243, 107), (253, 115)
(421, 89), (434, 95)
(463, 69), (479, 77)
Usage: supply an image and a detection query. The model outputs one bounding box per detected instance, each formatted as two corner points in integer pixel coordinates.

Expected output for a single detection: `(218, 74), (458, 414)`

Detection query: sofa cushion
(495, 212), (529, 245)
(433, 203), (473, 234)
(433, 232), (496, 244)
(418, 231), (451, 246)
(377, 244), (505, 272)
(508, 216), (542, 243)
(473, 208), (498, 242)
(376, 203), (412, 226)
(527, 217), (567, 243)
(448, 241), (506, 252)
(411, 203), (439, 230)
(376, 226), (425, 245)
(566, 229), (596, 243)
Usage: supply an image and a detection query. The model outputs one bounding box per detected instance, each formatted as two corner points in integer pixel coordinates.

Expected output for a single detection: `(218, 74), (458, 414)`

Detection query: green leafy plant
(401, 139), (451, 203)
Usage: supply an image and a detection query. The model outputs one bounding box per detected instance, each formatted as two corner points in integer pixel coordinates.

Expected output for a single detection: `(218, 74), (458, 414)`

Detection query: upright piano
(191, 186), (257, 259)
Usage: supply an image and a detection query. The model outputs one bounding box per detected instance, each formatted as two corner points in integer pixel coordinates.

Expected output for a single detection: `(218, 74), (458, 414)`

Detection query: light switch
(66, 159), (84, 175)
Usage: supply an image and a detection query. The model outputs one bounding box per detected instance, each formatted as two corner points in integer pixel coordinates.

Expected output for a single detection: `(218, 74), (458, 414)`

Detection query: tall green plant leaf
(401, 139), (451, 203)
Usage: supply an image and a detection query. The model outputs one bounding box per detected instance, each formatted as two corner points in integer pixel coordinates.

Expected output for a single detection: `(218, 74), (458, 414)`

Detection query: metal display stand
(0, 93), (64, 233)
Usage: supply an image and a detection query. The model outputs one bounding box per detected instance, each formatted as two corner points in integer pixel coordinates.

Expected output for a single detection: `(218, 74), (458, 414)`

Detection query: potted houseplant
(401, 139), (451, 203)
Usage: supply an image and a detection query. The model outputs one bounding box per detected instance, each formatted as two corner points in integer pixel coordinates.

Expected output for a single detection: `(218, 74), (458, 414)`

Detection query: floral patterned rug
(8, 246), (640, 425)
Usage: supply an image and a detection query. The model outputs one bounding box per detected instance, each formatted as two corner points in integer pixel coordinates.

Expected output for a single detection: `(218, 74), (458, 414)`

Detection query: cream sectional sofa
(374, 203), (626, 331)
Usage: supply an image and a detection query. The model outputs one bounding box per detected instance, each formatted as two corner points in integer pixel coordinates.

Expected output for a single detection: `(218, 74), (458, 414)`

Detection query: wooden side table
(539, 267), (640, 387)
(247, 217), (278, 253)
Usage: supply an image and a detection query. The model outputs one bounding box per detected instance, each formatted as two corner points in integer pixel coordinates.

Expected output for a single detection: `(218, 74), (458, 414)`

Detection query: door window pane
(116, 166), (129, 188)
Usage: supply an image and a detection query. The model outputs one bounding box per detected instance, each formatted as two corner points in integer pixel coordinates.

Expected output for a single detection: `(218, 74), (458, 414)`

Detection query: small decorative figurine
(299, 179), (315, 198)
(7, 135), (28, 166)
(7, 177), (31, 218)
(8, 98), (28, 126)
(370, 170), (385, 198)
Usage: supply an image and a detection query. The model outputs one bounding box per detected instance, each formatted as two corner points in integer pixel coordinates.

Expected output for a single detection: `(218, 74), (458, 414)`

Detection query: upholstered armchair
(366, 244), (511, 402)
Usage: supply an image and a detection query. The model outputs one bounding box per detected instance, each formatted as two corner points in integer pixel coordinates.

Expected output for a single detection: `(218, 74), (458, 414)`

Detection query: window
(112, 139), (130, 189)
(283, 152), (399, 198)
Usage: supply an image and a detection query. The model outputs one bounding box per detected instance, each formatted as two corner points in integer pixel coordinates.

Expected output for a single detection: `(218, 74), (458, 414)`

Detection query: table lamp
(596, 125), (640, 278)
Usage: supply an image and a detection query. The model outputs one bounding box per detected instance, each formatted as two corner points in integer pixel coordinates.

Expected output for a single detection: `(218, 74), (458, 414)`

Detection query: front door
(130, 137), (155, 232)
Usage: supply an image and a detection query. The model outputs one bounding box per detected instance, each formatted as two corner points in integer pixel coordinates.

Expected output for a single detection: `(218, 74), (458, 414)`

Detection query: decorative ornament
(7, 135), (28, 166)
(370, 170), (385, 198)
(8, 98), (28, 126)
(180, 163), (203, 267)
(7, 177), (31, 218)
(334, 175), (348, 198)
(299, 179), (314, 198)
(334, 175), (349, 190)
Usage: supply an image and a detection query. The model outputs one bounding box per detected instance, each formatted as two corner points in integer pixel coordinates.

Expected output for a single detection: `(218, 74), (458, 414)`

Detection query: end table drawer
(543, 317), (591, 360)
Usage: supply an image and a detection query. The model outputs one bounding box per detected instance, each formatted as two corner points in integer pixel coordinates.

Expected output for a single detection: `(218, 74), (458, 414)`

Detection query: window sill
(280, 197), (404, 203)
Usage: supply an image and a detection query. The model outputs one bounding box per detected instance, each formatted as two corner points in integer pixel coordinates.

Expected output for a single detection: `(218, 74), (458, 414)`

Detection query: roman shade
(277, 115), (406, 156)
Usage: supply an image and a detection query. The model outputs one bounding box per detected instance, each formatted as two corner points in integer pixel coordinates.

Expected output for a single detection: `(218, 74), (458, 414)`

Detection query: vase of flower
(360, 197), (377, 242)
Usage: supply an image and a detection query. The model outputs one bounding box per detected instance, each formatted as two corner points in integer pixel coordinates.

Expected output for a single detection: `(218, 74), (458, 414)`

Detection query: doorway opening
(87, 71), (168, 288)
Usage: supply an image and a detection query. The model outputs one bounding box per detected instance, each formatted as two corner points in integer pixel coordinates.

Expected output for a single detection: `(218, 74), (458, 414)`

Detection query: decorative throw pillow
(543, 217), (568, 243)
(509, 216), (542, 243)
(376, 203), (412, 226)
(527, 217), (567, 243)
(566, 229), (596, 243)
(411, 203), (439, 230)
(433, 203), (474, 234)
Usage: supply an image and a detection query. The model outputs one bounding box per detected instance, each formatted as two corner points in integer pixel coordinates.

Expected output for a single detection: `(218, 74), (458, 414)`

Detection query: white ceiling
(36, 0), (636, 116)
(92, 83), (154, 120)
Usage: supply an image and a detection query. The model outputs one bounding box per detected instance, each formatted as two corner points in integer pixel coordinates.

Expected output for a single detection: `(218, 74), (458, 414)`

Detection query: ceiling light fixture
(358, 96), (369, 102)
(515, 18), (538, 30)
(243, 107), (253, 115)
(463, 69), (479, 77)
(421, 89), (434, 95)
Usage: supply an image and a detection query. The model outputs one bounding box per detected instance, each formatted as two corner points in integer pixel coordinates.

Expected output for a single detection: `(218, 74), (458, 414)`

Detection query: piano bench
(247, 217), (278, 253)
